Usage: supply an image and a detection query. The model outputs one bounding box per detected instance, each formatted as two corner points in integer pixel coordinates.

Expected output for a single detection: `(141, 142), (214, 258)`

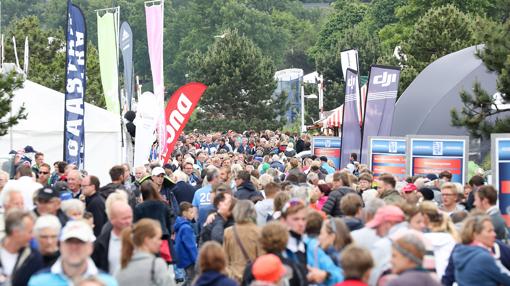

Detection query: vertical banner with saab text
(492, 134), (510, 226)
(407, 135), (468, 185)
(360, 65), (401, 165)
(163, 83), (207, 163)
(368, 137), (406, 180)
(312, 136), (342, 169)
(64, 0), (86, 168)
(340, 69), (361, 168)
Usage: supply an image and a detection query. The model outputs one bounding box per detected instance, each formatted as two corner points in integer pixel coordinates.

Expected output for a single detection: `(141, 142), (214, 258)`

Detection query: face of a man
(61, 238), (93, 267)
(67, 172), (82, 192)
(13, 217), (34, 247)
(5, 192), (24, 212)
(134, 168), (145, 180)
(36, 198), (60, 215)
(81, 176), (96, 197)
(359, 179), (371, 191)
(35, 155), (44, 166)
(37, 227), (59, 255)
(183, 164), (194, 175)
(38, 166), (51, 185)
(152, 174), (164, 186)
(110, 203), (133, 233)
(284, 209), (307, 235)
(441, 187), (457, 208)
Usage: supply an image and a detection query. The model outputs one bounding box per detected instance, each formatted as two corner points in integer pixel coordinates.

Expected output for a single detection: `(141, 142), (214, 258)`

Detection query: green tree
(451, 19), (510, 138)
(380, 5), (477, 94)
(0, 73), (27, 136)
(187, 29), (280, 131)
(5, 16), (105, 108)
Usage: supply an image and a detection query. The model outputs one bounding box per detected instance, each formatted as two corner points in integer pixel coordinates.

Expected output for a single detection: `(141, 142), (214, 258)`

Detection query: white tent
(0, 80), (122, 183)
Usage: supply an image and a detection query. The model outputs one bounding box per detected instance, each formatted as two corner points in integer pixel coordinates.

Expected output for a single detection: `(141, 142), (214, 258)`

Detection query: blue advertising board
(368, 137), (406, 180)
(407, 135), (468, 184)
(312, 136), (342, 169)
(492, 134), (510, 226)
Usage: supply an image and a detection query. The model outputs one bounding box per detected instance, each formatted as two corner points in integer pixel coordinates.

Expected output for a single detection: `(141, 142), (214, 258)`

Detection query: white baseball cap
(60, 220), (96, 242)
(151, 167), (166, 176)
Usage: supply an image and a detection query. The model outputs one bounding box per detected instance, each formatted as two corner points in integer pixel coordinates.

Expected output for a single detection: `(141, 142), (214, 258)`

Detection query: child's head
(340, 245), (374, 283)
(180, 202), (194, 220)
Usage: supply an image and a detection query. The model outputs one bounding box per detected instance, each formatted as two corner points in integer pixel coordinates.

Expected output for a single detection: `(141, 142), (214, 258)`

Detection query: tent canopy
(391, 45), (499, 137)
(0, 80), (122, 183)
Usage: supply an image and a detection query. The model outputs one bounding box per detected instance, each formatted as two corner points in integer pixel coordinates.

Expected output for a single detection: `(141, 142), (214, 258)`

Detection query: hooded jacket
(321, 187), (356, 217)
(234, 181), (263, 202)
(194, 270), (238, 286)
(424, 232), (456, 279)
(452, 244), (510, 286)
(174, 216), (198, 269)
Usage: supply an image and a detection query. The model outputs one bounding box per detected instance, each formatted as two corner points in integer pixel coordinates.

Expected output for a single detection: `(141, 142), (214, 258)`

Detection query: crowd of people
(0, 130), (506, 286)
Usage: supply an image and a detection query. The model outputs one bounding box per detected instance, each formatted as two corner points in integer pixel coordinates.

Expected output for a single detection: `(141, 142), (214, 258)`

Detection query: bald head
(109, 201), (132, 235)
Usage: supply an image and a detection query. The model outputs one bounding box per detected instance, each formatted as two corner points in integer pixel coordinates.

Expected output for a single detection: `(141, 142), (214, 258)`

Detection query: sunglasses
(39, 171), (50, 175)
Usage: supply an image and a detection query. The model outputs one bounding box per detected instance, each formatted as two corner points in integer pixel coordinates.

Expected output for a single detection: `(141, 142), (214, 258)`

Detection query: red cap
(252, 254), (286, 283)
(366, 205), (405, 228)
(402, 183), (417, 193)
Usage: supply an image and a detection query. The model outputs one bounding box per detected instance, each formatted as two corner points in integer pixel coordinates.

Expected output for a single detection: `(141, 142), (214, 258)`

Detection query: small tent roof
(391, 45), (499, 137)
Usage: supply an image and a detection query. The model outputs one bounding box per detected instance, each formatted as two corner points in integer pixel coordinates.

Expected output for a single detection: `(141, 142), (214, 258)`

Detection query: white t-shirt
(0, 248), (19, 276)
(108, 231), (122, 275)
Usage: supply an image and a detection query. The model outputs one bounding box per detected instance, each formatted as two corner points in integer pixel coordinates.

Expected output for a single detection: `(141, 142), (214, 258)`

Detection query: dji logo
(373, 72), (397, 87)
(347, 77), (355, 88)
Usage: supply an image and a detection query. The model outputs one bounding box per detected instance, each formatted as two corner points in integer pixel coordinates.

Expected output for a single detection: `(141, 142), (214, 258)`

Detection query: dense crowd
(0, 130), (505, 286)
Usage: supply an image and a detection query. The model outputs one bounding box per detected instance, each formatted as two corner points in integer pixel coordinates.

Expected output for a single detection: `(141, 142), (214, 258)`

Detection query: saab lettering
(67, 120), (83, 137)
(68, 140), (78, 157)
(66, 98), (84, 115)
(166, 93), (192, 144)
(373, 72), (396, 87)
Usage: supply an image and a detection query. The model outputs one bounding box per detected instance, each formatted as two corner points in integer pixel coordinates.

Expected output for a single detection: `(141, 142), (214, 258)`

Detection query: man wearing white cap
(28, 220), (118, 286)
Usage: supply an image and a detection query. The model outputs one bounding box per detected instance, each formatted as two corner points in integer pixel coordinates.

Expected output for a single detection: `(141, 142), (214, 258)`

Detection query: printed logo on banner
(389, 141), (398, 153)
(325, 139), (331, 148)
(347, 76), (355, 88)
(373, 72), (397, 87)
(433, 141), (443, 156)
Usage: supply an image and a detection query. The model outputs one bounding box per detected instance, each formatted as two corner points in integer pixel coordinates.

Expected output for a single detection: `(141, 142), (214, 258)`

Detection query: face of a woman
(318, 223), (335, 249)
(391, 248), (415, 274)
(218, 194), (232, 216)
(474, 220), (496, 248)
(409, 213), (426, 232)
(145, 227), (163, 254)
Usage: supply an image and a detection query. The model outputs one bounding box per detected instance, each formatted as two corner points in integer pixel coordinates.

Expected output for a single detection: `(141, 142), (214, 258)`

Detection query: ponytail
(120, 226), (135, 269)
(119, 218), (161, 269)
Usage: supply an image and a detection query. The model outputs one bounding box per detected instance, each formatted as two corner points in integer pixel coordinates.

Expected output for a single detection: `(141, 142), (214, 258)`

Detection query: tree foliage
(0, 73), (27, 136)
(451, 19), (510, 138)
(187, 30), (281, 132)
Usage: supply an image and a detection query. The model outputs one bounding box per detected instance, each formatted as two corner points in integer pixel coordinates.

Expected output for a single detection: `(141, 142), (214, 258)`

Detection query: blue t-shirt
(192, 185), (212, 231)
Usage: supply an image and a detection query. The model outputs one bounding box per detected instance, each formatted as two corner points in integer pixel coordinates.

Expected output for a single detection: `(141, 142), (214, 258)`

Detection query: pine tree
(187, 29), (281, 131)
(0, 72), (27, 136)
(451, 19), (510, 138)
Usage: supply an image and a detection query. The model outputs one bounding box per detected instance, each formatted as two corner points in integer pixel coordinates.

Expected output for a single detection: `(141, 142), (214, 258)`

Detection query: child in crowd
(335, 245), (374, 286)
(175, 202), (198, 285)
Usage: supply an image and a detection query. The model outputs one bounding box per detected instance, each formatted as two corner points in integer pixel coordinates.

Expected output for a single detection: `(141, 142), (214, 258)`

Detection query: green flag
(97, 10), (119, 114)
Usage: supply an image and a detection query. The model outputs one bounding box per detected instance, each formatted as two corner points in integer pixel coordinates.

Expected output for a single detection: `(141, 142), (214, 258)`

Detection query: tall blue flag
(340, 69), (362, 168)
(360, 65), (401, 165)
(64, 0), (86, 168)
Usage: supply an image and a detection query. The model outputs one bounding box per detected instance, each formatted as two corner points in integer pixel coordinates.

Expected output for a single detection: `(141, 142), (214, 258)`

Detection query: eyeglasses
(441, 193), (456, 197)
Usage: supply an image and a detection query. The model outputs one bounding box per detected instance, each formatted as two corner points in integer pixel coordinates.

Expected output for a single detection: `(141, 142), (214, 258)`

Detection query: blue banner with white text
(64, 0), (86, 168)
(360, 65), (400, 165)
(340, 69), (362, 168)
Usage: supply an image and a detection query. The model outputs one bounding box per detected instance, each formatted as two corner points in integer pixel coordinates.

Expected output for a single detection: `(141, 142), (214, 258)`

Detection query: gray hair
(1, 182), (23, 208)
(306, 172), (319, 183)
(34, 214), (62, 236)
(364, 198), (385, 217)
(233, 200), (256, 224)
(258, 174), (274, 189)
(61, 199), (85, 216)
(289, 185), (310, 204)
(173, 170), (189, 183)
